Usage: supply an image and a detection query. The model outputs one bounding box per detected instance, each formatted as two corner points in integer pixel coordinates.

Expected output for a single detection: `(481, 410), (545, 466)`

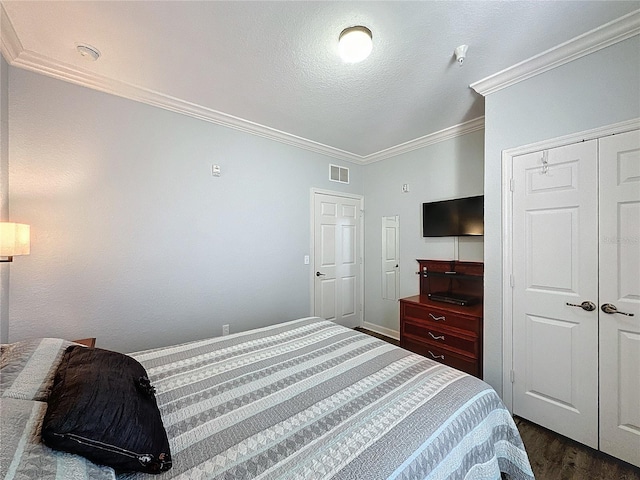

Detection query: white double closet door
(511, 129), (640, 467)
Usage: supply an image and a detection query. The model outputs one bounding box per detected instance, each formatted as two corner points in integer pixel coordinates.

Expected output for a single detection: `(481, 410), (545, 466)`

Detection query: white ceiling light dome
(338, 26), (372, 63)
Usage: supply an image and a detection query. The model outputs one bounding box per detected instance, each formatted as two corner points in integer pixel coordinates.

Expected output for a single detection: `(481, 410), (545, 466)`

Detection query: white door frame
(310, 188), (365, 326)
(501, 118), (640, 411)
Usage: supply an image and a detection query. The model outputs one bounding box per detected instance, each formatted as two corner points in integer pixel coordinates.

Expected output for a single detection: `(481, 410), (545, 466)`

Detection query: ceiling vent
(330, 164), (349, 184)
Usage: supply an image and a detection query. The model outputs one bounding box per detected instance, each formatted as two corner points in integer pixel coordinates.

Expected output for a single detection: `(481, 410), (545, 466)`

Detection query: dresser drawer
(403, 320), (478, 356)
(402, 302), (480, 335)
(403, 339), (480, 377)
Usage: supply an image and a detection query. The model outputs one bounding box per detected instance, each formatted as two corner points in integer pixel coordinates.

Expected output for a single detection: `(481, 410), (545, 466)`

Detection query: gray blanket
(1, 317), (534, 479)
(125, 317), (534, 479)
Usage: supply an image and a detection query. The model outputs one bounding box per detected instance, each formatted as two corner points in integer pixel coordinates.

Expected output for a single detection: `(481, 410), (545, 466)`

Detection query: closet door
(598, 130), (640, 467)
(511, 141), (599, 448)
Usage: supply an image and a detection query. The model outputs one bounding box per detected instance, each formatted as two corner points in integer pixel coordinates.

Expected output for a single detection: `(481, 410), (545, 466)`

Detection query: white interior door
(382, 216), (400, 301)
(598, 130), (640, 467)
(313, 192), (362, 328)
(511, 141), (599, 448)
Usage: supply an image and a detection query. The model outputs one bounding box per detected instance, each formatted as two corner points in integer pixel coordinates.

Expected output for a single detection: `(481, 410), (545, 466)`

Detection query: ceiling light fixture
(454, 45), (468, 65)
(76, 44), (101, 61)
(338, 26), (373, 63)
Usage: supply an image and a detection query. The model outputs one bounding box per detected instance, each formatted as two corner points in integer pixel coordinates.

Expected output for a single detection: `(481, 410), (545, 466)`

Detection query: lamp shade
(0, 223), (30, 257)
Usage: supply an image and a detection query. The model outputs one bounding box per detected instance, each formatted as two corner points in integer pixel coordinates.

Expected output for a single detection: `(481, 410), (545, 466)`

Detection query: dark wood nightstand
(72, 337), (96, 348)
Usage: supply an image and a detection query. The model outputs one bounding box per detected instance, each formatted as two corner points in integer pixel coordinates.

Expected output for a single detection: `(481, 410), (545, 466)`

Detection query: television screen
(422, 195), (484, 237)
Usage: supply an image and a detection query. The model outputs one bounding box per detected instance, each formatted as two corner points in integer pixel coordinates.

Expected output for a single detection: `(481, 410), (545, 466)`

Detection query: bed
(1, 316), (534, 479)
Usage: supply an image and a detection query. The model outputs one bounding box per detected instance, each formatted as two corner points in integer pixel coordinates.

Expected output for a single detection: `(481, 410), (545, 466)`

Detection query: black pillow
(42, 345), (172, 474)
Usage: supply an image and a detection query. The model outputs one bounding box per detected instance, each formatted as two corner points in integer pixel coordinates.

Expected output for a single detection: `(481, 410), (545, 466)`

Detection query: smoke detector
(76, 44), (101, 61)
(454, 45), (468, 65)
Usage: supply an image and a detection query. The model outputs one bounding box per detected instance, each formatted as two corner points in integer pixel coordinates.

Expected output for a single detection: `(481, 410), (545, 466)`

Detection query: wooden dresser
(400, 260), (483, 378)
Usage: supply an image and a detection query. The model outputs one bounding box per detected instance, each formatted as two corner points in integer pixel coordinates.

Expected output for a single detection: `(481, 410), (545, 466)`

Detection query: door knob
(601, 303), (635, 316)
(316, 271), (326, 277)
(566, 301), (597, 312)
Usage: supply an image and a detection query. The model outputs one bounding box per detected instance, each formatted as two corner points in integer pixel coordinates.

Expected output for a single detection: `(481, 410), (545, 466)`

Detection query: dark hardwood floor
(354, 327), (400, 346)
(515, 416), (639, 480)
(355, 327), (640, 480)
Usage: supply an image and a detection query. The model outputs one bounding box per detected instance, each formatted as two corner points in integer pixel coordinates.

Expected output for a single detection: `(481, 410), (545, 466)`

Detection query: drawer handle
(428, 351), (445, 360)
(428, 332), (445, 341)
(429, 313), (446, 322)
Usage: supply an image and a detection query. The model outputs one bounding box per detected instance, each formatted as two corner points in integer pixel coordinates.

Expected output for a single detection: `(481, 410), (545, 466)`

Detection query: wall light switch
(402, 184), (409, 193)
(304, 255), (310, 265)
(212, 165), (221, 177)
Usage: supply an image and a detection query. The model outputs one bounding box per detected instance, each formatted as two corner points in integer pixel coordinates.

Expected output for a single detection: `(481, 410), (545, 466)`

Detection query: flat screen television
(422, 195), (484, 237)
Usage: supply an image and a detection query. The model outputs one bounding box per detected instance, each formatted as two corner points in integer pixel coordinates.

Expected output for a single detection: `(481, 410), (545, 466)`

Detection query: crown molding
(7, 50), (369, 163)
(471, 9), (640, 96)
(1, 3), (22, 62)
(1, 4), (482, 164)
(359, 117), (485, 164)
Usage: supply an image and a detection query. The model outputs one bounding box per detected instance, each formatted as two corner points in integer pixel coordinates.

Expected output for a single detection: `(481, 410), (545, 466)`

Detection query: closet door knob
(601, 303), (634, 316)
(566, 301), (596, 312)
(316, 271), (326, 277)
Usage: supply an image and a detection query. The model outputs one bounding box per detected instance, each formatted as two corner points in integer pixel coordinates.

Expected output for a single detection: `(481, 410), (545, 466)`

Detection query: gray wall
(5, 63), (488, 353)
(483, 36), (640, 396)
(0, 56), (8, 343)
(7, 66), (363, 353)
(363, 130), (484, 336)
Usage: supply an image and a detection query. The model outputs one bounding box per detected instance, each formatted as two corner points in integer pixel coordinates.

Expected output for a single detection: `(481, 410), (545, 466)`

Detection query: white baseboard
(361, 321), (400, 341)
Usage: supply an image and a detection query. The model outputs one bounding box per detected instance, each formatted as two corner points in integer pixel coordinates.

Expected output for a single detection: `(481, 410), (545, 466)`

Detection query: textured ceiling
(2, 1), (639, 162)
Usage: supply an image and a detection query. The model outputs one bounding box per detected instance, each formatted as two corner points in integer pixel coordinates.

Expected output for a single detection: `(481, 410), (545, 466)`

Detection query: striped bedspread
(123, 317), (534, 480)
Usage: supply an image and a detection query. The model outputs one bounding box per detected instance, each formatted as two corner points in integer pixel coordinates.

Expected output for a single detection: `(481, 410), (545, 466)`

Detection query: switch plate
(222, 324), (229, 336)
(304, 255), (310, 265)
(212, 165), (221, 177)
(402, 184), (409, 193)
